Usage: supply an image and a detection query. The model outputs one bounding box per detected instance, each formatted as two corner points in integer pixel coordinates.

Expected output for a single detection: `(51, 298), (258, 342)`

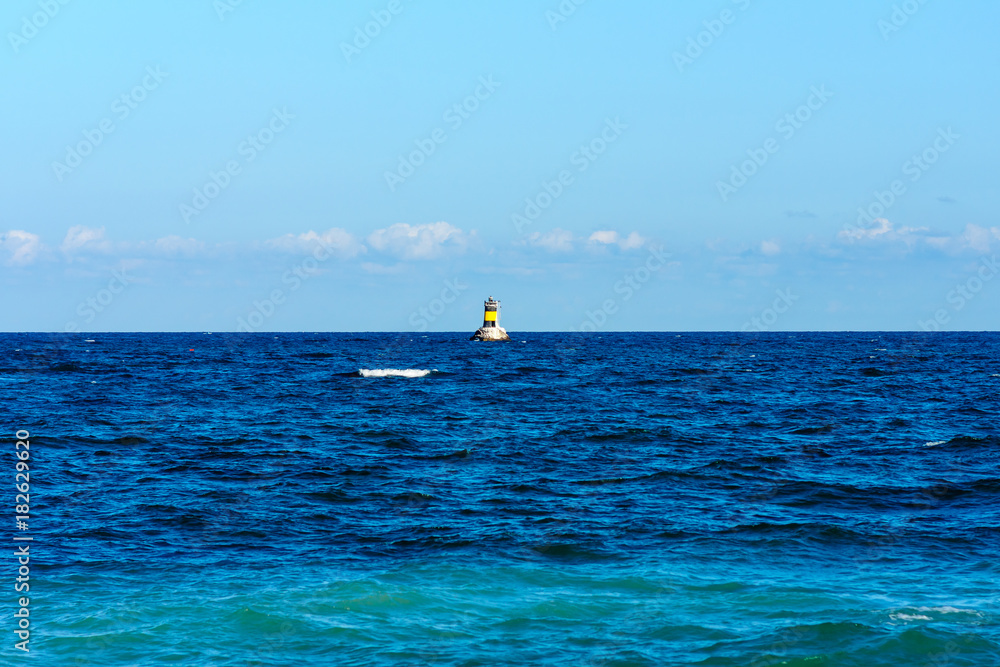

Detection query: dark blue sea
(4, 332), (999, 666)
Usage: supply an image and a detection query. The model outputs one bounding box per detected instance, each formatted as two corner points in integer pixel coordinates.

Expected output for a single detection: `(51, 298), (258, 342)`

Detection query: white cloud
(618, 231), (645, 250)
(956, 224), (1000, 254)
(367, 221), (471, 260)
(924, 224), (1000, 254)
(838, 217), (892, 241)
(525, 228), (574, 253)
(588, 230), (619, 245)
(61, 225), (112, 255)
(839, 219), (1000, 256)
(838, 218), (927, 247)
(587, 230), (646, 250)
(265, 227), (365, 258)
(761, 240), (781, 256)
(60, 228), (212, 261)
(0, 230), (43, 266)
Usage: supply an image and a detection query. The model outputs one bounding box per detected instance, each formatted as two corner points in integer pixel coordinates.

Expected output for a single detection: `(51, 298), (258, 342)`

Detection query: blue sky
(2, 0), (999, 331)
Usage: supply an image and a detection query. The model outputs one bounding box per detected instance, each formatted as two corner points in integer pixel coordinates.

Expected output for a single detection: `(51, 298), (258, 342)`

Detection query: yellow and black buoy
(470, 296), (511, 341)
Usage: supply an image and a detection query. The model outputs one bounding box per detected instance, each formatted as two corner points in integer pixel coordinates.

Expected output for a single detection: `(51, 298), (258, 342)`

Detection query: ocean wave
(911, 605), (983, 615)
(759, 477), (1000, 509)
(792, 424), (835, 435)
(926, 434), (1000, 448)
(887, 605), (986, 626)
(358, 368), (435, 378)
(720, 521), (864, 540)
(890, 612), (932, 621)
(49, 362), (84, 372)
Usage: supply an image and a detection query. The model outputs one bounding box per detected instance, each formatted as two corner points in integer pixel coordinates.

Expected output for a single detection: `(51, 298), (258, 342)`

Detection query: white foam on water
(358, 368), (434, 378)
(889, 606), (980, 623)
(891, 613), (932, 621)
(913, 606), (981, 615)
(924, 440), (948, 447)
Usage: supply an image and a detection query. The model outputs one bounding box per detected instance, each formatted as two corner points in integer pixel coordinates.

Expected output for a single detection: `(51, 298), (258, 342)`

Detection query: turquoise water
(37, 562), (998, 665)
(6, 332), (999, 665)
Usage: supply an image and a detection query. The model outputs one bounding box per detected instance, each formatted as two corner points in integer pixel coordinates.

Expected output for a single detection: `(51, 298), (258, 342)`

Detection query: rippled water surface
(4, 332), (999, 665)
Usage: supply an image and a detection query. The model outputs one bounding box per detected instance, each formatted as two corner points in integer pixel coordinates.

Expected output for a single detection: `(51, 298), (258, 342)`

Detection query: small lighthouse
(470, 296), (511, 341)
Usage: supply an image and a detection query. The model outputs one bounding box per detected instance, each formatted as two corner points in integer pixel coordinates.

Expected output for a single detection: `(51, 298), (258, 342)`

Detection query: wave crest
(358, 368), (434, 378)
